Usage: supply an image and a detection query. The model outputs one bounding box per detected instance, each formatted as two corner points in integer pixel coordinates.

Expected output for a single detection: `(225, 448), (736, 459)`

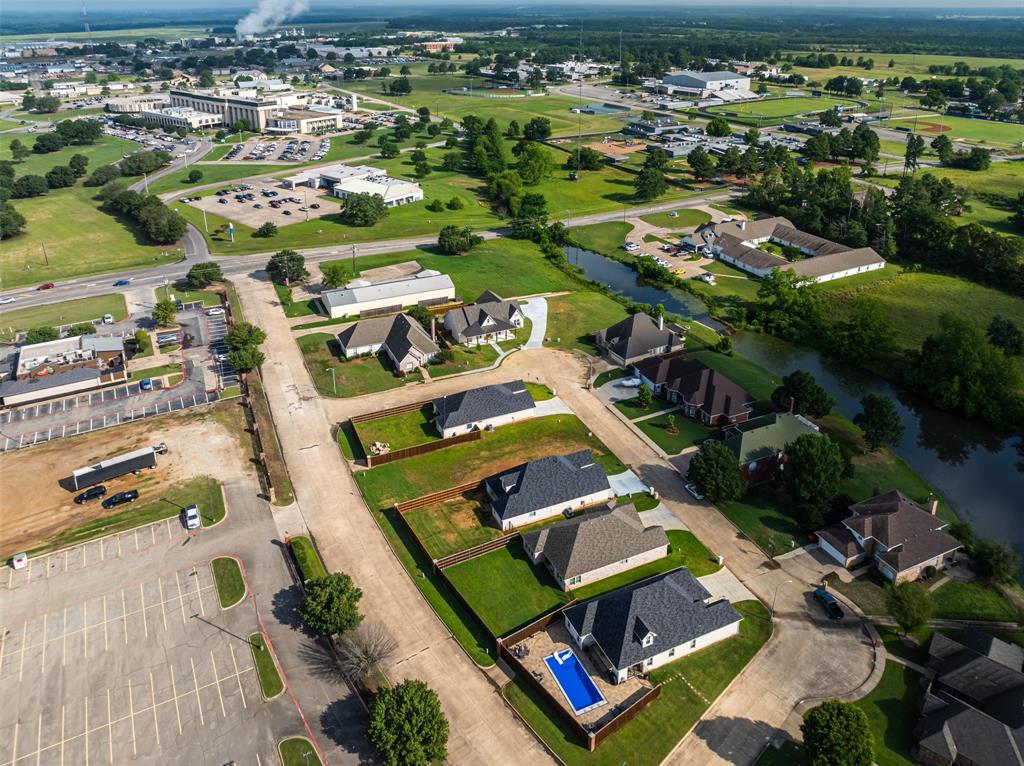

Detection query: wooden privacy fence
(350, 399), (430, 424)
(435, 532), (518, 570)
(394, 480), (485, 514)
(362, 429), (481, 467)
(590, 685), (662, 748)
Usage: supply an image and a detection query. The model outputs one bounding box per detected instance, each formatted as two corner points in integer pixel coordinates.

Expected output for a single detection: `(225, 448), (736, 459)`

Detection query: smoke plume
(235, 0), (309, 38)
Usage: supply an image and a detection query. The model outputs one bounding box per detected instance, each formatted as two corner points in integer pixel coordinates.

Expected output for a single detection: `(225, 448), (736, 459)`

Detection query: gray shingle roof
(593, 313), (682, 362)
(634, 355), (754, 418)
(432, 379), (535, 431)
(564, 569), (742, 671)
(337, 314), (439, 360)
(487, 449), (611, 523)
(522, 505), (668, 581)
(918, 691), (1024, 766)
(444, 292), (521, 342)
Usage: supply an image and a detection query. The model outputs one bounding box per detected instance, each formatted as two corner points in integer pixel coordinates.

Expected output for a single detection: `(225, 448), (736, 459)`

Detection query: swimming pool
(544, 648), (607, 715)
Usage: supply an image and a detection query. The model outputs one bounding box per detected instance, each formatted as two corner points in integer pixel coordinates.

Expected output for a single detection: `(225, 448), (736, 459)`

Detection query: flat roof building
(283, 163), (423, 207)
(141, 106), (223, 130)
(321, 270), (455, 320)
(0, 334), (127, 407)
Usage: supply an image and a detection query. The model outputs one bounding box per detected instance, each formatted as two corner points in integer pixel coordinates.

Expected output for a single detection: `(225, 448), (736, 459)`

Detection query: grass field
(546, 292), (631, 354)
(640, 209), (712, 229)
(502, 600), (771, 766)
(403, 490), (500, 560)
(426, 342), (500, 378)
(354, 405), (440, 452)
(0, 294), (127, 341)
(290, 535), (328, 582)
(634, 413), (716, 454)
(932, 580), (1023, 623)
(1, 186), (179, 289)
(249, 632), (285, 699)
(570, 221), (633, 259)
(148, 163), (295, 196)
(0, 134), (138, 177)
(705, 95), (859, 122)
(786, 51), (1024, 84)
(854, 661), (924, 766)
(880, 114), (1023, 149)
(278, 738), (322, 766)
(296, 333), (412, 398)
(156, 283), (221, 307)
(211, 557), (245, 608)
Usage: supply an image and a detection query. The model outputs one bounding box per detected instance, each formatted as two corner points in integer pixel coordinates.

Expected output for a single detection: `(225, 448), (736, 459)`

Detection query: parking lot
(221, 137), (332, 163)
(0, 514), (301, 766)
(204, 310), (239, 389)
(189, 185), (339, 229)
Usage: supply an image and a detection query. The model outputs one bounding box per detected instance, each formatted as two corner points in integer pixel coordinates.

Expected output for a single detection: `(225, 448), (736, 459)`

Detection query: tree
(186, 169), (203, 184)
(44, 165), (75, 189)
(0, 201), (27, 238)
(299, 573), (363, 637)
(987, 315), (1024, 356)
(185, 262), (223, 289)
(446, 196), (464, 210)
(771, 370), (835, 418)
(225, 322), (267, 351)
(686, 440), (746, 502)
(635, 384), (653, 410)
(903, 134), (925, 174)
(743, 127), (761, 146)
(338, 620), (398, 681)
(265, 249), (308, 285)
(341, 192), (388, 226)
(973, 539), (1018, 583)
(378, 140), (399, 159)
(152, 299), (177, 327)
(68, 153), (89, 177)
(12, 175), (48, 198)
(564, 146), (604, 171)
(801, 700), (873, 766)
(33, 133), (66, 154)
(687, 146), (716, 181)
(226, 345), (265, 371)
(253, 221), (278, 238)
(25, 326), (59, 344)
(320, 261), (349, 289)
(784, 433), (844, 510)
(854, 394), (904, 451)
(827, 297), (893, 363)
(66, 322), (97, 337)
(367, 680), (449, 766)
(85, 164), (121, 187)
(438, 225), (482, 255)
(818, 108), (842, 128)
(9, 139), (29, 163)
(886, 581), (933, 634)
(931, 134), (954, 164)
(705, 117), (732, 137)
(515, 141), (554, 185)
(634, 166), (667, 201)
(522, 117), (552, 142)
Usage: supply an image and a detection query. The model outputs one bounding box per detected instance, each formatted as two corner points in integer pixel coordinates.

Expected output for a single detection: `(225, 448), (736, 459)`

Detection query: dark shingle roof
(593, 313), (681, 361)
(487, 449), (611, 523)
(634, 355), (754, 418)
(918, 691), (1024, 766)
(432, 379), (535, 431)
(564, 569), (742, 670)
(444, 292), (521, 341)
(337, 314), (438, 360)
(522, 505), (668, 581)
(816, 524), (861, 558)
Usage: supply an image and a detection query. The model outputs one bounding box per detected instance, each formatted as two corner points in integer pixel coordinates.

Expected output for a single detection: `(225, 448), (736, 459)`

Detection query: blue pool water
(544, 649), (607, 715)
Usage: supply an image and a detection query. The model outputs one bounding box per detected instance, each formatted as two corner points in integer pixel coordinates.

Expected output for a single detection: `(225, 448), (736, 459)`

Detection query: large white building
(141, 106), (223, 130)
(283, 163), (423, 208)
(662, 70), (750, 92)
(321, 270), (455, 320)
(168, 86), (327, 132)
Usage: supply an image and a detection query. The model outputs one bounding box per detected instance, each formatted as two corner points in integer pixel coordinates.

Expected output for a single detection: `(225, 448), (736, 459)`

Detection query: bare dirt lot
(0, 403), (250, 555)
(192, 188), (340, 229)
(587, 138), (647, 157)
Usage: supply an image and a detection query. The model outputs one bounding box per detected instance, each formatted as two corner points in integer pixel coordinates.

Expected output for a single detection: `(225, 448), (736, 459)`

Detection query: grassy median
(250, 632), (285, 699)
(211, 557), (246, 608)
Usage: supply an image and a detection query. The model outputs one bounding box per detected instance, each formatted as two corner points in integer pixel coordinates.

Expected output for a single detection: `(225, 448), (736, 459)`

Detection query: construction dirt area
(586, 137), (648, 157)
(0, 402), (250, 555)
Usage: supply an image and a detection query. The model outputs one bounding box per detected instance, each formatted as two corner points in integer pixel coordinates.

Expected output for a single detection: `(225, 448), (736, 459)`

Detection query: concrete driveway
(519, 298), (547, 349)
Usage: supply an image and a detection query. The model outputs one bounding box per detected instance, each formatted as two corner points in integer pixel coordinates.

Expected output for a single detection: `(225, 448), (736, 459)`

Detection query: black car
(102, 489), (140, 509)
(74, 485), (107, 504)
(813, 587), (844, 620)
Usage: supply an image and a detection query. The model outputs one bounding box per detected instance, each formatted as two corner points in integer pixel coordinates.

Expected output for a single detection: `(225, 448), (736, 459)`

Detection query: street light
(771, 579), (792, 618)
(325, 367), (336, 396)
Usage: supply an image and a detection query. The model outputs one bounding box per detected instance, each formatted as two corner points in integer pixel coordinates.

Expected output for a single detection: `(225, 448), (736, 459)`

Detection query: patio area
(509, 621), (654, 729)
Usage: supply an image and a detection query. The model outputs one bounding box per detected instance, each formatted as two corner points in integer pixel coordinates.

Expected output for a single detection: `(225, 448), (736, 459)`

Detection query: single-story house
(563, 568), (742, 684)
(683, 216), (885, 283)
(915, 631), (1024, 766)
(634, 355), (754, 427)
(816, 490), (963, 582)
(336, 314), (439, 373)
(522, 504), (669, 590)
(592, 313), (685, 367)
(321, 269), (456, 320)
(720, 412), (820, 483)
(443, 290), (525, 347)
(432, 379), (536, 438)
(486, 449), (616, 531)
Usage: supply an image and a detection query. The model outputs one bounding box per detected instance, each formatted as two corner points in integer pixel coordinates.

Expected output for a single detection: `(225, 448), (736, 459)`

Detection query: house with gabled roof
(592, 313), (685, 366)
(522, 504), (669, 590)
(634, 354), (754, 427)
(336, 314), (439, 373)
(563, 569), (742, 684)
(485, 449), (615, 531)
(816, 490), (963, 582)
(432, 379), (536, 438)
(720, 412), (820, 483)
(443, 290), (525, 347)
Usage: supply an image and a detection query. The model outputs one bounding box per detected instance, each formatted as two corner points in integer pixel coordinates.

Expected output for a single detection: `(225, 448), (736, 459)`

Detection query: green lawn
(249, 632), (285, 699)
(853, 662), (924, 766)
(445, 540), (573, 636)
(211, 557), (246, 608)
(291, 536), (328, 582)
(689, 260), (763, 322)
(706, 95), (860, 123)
(593, 368), (629, 388)
(640, 209), (712, 229)
(148, 162), (295, 196)
(0, 134), (138, 177)
(786, 51), (1024, 86)
(635, 413), (715, 454)
(932, 580), (1023, 623)
(403, 490), (500, 560)
(156, 283), (221, 307)
(0, 294), (127, 341)
(278, 737), (322, 766)
(718, 487), (807, 557)
(547, 292), (631, 354)
(356, 414), (626, 514)
(23, 476), (223, 556)
(336, 421), (366, 461)
(570, 221), (634, 259)
(572, 531), (721, 601)
(503, 601), (771, 766)
(296, 333), (411, 398)
(355, 405), (441, 451)
(427, 342), (500, 377)
(129, 362), (183, 381)
(613, 396), (663, 421)
(880, 114), (1024, 150)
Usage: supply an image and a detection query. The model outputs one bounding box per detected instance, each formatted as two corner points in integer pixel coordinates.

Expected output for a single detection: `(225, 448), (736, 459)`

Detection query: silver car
(182, 504), (201, 530)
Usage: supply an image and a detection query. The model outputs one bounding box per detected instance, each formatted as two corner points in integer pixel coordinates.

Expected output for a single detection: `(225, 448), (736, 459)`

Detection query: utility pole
(351, 243), (356, 275)
(40, 242), (49, 266)
(576, 19), (583, 181)
(202, 208), (208, 233)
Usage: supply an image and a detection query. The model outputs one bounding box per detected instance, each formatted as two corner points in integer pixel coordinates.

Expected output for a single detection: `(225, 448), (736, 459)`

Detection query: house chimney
(788, 396), (795, 414)
(929, 497), (938, 516)
(431, 316), (436, 343)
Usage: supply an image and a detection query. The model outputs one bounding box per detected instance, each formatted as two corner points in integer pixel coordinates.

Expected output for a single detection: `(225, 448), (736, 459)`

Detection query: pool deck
(511, 622), (653, 728)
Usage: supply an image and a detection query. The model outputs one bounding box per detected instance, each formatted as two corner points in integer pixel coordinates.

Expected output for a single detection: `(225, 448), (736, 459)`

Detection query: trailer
(70, 443), (167, 490)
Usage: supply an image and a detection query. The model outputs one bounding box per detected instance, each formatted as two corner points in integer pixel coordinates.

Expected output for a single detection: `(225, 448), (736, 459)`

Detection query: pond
(564, 247), (727, 333)
(732, 332), (1024, 557)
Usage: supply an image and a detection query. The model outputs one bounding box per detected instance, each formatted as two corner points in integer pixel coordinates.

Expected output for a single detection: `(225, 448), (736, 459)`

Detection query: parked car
(206, 308), (225, 317)
(181, 504), (201, 530)
(813, 587), (844, 620)
(102, 490), (140, 509)
(684, 483), (705, 501)
(37, 282), (55, 290)
(74, 485), (107, 504)
(113, 279), (130, 287)
(10, 552), (28, 570)
(140, 378), (153, 391)
(102, 314), (114, 324)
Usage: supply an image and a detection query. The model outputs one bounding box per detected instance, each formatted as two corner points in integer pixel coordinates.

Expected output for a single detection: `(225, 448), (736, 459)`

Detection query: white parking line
(175, 572), (187, 624)
(150, 672), (160, 748)
(106, 689), (113, 764)
(158, 578), (168, 633)
(19, 620), (27, 682)
(169, 664), (182, 735)
(84, 696), (89, 766)
(128, 678), (137, 756)
(83, 601), (88, 659)
(121, 589), (128, 645)
(191, 656), (205, 726)
(60, 705), (65, 766)
(140, 583), (148, 638)
(40, 613), (47, 672)
(62, 606), (67, 667)
(35, 712), (41, 766)
(102, 595), (108, 652)
(193, 566), (205, 618)
(229, 643), (247, 710)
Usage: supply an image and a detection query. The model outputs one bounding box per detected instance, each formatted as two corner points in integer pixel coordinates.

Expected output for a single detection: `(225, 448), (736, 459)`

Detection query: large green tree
(802, 700), (873, 766)
(784, 433), (844, 510)
(827, 297), (894, 363)
(515, 141), (554, 186)
(341, 192), (389, 226)
(152, 299), (177, 327)
(854, 394), (904, 451)
(771, 370), (835, 418)
(686, 441), (746, 502)
(367, 680), (449, 766)
(265, 250), (309, 285)
(438, 225), (483, 255)
(299, 573), (364, 637)
(185, 262), (223, 289)
(885, 581), (933, 635)
(225, 322), (267, 351)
